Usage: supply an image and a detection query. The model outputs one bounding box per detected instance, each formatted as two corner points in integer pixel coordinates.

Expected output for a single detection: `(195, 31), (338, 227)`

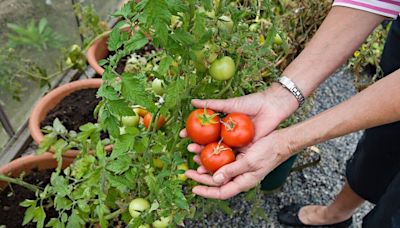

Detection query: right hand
(180, 83), (298, 142)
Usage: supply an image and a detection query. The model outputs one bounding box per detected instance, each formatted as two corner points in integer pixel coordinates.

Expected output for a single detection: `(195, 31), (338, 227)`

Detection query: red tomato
(143, 113), (166, 130)
(221, 113), (254, 147)
(186, 108), (221, 145)
(200, 142), (235, 173)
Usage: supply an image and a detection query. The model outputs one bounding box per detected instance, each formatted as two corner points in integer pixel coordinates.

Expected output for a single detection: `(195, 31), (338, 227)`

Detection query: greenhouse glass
(0, 0), (119, 153)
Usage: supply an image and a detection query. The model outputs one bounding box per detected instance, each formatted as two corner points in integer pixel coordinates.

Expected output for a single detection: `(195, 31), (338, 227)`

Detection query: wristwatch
(277, 76), (305, 107)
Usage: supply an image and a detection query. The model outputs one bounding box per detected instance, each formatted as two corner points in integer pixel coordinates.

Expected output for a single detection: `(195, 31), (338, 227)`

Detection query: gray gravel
(186, 68), (374, 227)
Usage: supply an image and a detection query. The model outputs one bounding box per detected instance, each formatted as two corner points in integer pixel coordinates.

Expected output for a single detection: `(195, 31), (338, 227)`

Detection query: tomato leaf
(121, 73), (156, 112)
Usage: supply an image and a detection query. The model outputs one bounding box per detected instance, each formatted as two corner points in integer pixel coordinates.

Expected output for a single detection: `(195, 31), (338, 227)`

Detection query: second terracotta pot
(29, 79), (103, 158)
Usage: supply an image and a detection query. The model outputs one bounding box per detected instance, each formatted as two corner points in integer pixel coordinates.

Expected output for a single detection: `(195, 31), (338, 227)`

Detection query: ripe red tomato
(143, 113), (166, 130)
(186, 108), (221, 145)
(200, 142), (235, 173)
(221, 113), (254, 147)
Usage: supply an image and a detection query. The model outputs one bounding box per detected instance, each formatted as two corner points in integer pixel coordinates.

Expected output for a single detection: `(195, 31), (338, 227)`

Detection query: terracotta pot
(29, 79), (105, 158)
(86, 32), (109, 75)
(86, 26), (141, 75)
(0, 152), (76, 189)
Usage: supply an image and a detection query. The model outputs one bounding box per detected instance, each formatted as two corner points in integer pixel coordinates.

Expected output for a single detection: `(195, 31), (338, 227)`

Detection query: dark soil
(0, 169), (57, 228)
(114, 43), (157, 75)
(40, 88), (100, 132)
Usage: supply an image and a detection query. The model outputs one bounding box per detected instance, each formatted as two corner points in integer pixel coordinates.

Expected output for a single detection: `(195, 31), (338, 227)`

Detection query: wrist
(262, 83), (300, 121)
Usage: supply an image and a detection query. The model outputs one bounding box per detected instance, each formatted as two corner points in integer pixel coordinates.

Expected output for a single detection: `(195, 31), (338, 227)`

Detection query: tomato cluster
(186, 108), (255, 173)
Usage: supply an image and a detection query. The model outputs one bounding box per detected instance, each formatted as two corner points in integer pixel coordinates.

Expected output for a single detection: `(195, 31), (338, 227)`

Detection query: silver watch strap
(277, 76), (305, 107)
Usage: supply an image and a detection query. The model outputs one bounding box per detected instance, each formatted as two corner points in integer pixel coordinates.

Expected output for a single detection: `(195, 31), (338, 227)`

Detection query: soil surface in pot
(40, 88), (100, 132)
(0, 169), (57, 227)
(114, 43), (156, 74)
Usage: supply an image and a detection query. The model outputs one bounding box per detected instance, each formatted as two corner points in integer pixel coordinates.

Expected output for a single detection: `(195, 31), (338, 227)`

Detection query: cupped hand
(182, 84), (297, 142)
(184, 131), (293, 199)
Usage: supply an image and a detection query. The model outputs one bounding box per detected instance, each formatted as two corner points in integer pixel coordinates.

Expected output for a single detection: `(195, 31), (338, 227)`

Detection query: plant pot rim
(29, 79), (103, 158)
(0, 152), (75, 189)
(86, 26), (140, 75)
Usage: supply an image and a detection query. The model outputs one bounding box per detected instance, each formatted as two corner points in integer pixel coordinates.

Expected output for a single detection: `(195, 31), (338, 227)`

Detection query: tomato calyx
(210, 139), (230, 155)
(220, 117), (237, 131)
(196, 107), (219, 126)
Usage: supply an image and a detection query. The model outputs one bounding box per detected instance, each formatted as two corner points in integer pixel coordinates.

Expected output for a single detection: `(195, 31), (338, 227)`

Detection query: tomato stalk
(220, 117), (237, 131)
(196, 107), (219, 125)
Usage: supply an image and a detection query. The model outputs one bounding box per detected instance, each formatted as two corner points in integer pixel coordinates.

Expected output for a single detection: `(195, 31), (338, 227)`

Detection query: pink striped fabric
(333, 0), (400, 18)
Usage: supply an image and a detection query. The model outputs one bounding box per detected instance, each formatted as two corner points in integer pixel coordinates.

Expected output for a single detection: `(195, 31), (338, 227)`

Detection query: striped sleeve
(333, 0), (400, 18)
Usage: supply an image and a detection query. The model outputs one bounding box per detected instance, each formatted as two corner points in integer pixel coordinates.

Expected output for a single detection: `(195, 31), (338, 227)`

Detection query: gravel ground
(186, 68), (374, 227)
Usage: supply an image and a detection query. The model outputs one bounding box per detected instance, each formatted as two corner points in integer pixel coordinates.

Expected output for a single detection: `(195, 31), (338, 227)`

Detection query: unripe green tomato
(152, 216), (172, 228)
(177, 163), (189, 181)
(274, 33), (283, 45)
(217, 16), (234, 33)
(138, 225), (150, 228)
(152, 78), (165, 96)
(129, 198), (150, 218)
(209, 56), (236, 81)
(249, 23), (260, 32)
(153, 158), (164, 169)
(122, 114), (139, 127)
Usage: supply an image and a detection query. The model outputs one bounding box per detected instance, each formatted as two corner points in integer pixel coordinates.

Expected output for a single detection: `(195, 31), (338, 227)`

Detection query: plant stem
(88, 208), (125, 223)
(0, 175), (41, 192)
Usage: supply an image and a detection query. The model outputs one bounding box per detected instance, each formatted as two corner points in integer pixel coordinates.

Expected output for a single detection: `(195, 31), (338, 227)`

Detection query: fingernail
(213, 173), (225, 184)
(187, 144), (194, 151)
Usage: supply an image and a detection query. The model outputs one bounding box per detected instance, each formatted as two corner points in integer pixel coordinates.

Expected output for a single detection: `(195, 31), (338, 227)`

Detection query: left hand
(182, 130), (293, 199)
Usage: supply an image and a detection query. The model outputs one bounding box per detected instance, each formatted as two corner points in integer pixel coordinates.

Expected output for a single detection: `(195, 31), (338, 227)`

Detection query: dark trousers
(345, 18), (400, 228)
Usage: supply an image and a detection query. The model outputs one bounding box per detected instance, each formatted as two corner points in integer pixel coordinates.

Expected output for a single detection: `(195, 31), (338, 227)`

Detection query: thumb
(212, 158), (250, 185)
(192, 98), (238, 113)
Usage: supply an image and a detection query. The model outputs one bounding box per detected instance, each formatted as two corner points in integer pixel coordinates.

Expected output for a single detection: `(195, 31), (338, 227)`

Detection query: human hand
(184, 130), (293, 199)
(181, 84), (298, 142)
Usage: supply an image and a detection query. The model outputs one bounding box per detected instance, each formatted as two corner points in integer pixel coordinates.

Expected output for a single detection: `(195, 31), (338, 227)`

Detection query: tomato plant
(209, 56), (236, 81)
(221, 113), (255, 147)
(17, 0), (336, 227)
(201, 142), (236, 173)
(143, 113), (166, 130)
(186, 108), (221, 145)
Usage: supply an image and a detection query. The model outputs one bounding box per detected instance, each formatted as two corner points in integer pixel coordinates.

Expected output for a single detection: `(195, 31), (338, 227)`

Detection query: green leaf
(96, 140), (106, 159)
(97, 84), (120, 101)
(22, 205), (35, 225)
(34, 206), (46, 228)
(158, 56), (173, 76)
(106, 99), (134, 117)
(106, 172), (129, 192)
(53, 118), (67, 135)
(37, 132), (57, 154)
(54, 195), (72, 211)
(125, 31), (148, 51)
(106, 156), (131, 174)
(161, 78), (185, 114)
(108, 26), (129, 51)
(111, 132), (137, 158)
(121, 73), (156, 112)
(20, 199), (36, 207)
(103, 114), (120, 138)
(66, 211), (83, 228)
(175, 197), (189, 210)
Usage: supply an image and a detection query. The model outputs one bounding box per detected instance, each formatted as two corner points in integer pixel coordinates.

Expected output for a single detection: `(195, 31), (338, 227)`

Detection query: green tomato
(209, 56), (236, 81)
(152, 216), (172, 228)
(217, 16), (234, 33)
(129, 198), (150, 218)
(274, 33), (283, 45)
(122, 114), (139, 127)
(138, 225), (150, 228)
(177, 163), (188, 181)
(152, 78), (165, 96)
(249, 23), (260, 32)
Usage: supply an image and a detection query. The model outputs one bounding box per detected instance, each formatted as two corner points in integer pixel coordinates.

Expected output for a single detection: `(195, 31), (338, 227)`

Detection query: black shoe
(278, 204), (353, 228)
